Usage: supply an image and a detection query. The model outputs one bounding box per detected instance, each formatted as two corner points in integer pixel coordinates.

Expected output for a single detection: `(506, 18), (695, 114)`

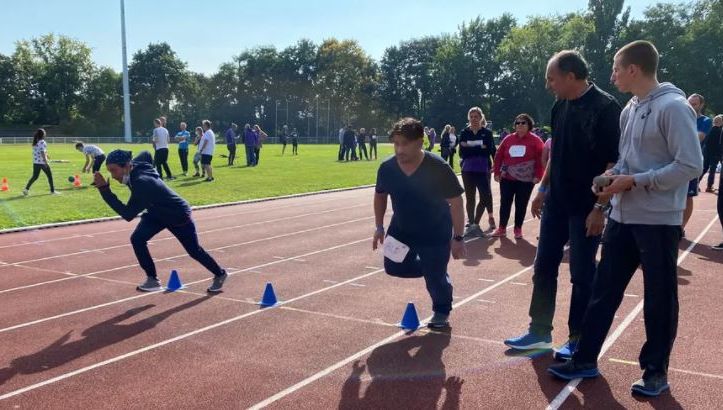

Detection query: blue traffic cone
(398, 302), (420, 331)
(165, 270), (185, 292)
(258, 282), (278, 307)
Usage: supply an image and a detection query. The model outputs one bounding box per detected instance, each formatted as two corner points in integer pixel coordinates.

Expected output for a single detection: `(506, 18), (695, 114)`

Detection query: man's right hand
(531, 191), (545, 219)
(372, 229), (385, 250)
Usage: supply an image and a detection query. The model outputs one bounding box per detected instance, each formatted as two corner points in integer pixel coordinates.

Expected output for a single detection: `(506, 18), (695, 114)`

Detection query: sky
(1, 0), (656, 75)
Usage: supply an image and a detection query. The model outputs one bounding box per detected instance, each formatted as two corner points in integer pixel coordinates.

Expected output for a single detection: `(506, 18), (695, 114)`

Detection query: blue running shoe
(504, 332), (553, 350)
(553, 339), (578, 361)
(547, 360), (600, 380)
(631, 375), (669, 397)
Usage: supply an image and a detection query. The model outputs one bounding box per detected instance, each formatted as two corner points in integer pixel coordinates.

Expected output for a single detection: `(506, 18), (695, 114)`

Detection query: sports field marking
(546, 214), (720, 410)
(6, 204), (367, 266)
(0, 237), (371, 335)
(0, 215), (375, 295)
(608, 358), (723, 380)
(0, 268), (387, 402)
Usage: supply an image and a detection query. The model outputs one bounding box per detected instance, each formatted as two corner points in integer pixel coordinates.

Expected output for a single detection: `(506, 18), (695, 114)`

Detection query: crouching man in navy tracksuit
(94, 149), (228, 293)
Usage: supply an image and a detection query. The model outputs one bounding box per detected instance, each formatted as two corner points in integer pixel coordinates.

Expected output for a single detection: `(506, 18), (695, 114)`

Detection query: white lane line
(364, 266), (380, 270)
(322, 280), (338, 284)
(546, 215), (720, 410)
(623, 293), (639, 298)
(510, 282), (528, 286)
(0, 268), (386, 402)
(0, 215), (374, 295)
(7, 204), (367, 266)
(608, 358), (723, 380)
(0, 237), (370, 335)
(478, 278), (495, 282)
(348, 283), (366, 287)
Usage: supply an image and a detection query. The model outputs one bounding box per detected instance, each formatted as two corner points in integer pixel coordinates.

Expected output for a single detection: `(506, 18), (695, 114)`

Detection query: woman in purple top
(242, 124), (258, 166)
(458, 107), (497, 236)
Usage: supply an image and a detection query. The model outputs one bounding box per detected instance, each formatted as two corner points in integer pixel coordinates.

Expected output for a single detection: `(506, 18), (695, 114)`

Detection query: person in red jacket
(491, 114), (545, 239)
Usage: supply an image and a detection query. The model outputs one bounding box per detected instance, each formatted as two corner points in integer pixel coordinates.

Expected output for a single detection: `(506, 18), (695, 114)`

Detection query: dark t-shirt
(549, 84), (621, 214)
(375, 152), (464, 246)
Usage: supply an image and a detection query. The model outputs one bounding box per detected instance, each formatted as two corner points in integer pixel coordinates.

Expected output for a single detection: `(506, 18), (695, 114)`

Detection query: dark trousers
(338, 143), (344, 161)
(369, 140), (377, 159)
(575, 220), (680, 378)
(154, 148), (172, 178)
(499, 179), (534, 228)
(25, 163), (55, 192)
(227, 144), (237, 166)
(92, 154), (106, 173)
(358, 143), (368, 160)
(292, 142), (298, 155)
(245, 145), (256, 166)
(343, 143), (355, 161)
(461, 171), (493, 224)
(384, 243), (453, 314)
(130, 214), (224, 279)
(529, 198), (601, 338)
(700, 154), (720, 189)
(178, 149), (189, 173)
(718, 174), (723, 232)
(254, 147), (261, 165)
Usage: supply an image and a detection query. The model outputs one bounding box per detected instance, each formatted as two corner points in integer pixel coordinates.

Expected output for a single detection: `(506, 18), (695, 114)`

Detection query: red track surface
(0, 180), (721, 409)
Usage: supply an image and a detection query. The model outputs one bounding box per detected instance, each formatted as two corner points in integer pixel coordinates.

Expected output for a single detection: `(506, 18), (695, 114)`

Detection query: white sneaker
(463, 224), (479, 237)
(22, 189), (29, 196)
(51, 191), (62, 195)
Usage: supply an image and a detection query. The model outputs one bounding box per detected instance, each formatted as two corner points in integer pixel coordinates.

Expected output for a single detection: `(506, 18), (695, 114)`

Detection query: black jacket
(703, 126), (722, 157)
(99, 151), (192, 226)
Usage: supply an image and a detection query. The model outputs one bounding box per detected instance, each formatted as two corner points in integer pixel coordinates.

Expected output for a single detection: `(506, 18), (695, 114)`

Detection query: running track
(0, 180), (721, 409)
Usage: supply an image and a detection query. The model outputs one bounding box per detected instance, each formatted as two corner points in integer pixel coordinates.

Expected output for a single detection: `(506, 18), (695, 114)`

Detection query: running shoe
(548, 360), (600, 380)
(514, 227), (523, 239)
(631, 374), (669, 397)
(504, 332), (552, 350)
(22, 189), (29, 196)
(427, 312), (450, 329)
(553, 339), (578, 361)
(712, 243), (723, 251)
(490, 227), (507, 238)
(137, 277), (162, 292)
(207, 271), (228, 293)
(463, 224), (480, 237)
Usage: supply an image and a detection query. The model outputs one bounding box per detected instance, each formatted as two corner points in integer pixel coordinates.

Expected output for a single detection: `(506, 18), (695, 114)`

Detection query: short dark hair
(389, 117), (424, 141)
(75, 142), (83, 149)
(616, 40), (659, 75)
(552, 50), (589, 80)
(202, 120), (212, 129)
(515, 113), (535, 129)
(689, 93), (705, 106)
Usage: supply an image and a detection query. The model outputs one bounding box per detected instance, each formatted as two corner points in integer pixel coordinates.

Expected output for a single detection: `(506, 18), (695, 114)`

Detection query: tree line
(0, 0), (720, 139)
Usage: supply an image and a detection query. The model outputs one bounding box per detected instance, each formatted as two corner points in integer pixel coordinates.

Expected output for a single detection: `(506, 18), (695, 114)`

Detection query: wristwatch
(453, 235), (464, 242)
(593, 202), (611, 212)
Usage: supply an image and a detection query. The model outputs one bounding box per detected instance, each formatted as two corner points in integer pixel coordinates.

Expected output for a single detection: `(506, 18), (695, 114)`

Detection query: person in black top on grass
(458, 107), (497, 236)
(373, 117), (466, 329)
(93, 150), (228, 293)
(701, 115), (722, 193)
(504, 50), (621, 360)
(291, 127), (299, 155)
(369, 128), (378, 160)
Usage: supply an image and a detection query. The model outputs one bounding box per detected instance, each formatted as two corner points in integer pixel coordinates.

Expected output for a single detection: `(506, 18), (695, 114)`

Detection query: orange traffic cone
(1, 177), (8, 191)
(73, 174), (82, 188)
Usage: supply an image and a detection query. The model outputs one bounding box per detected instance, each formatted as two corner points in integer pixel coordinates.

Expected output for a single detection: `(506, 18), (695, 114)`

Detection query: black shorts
(92, 154), (106, 173)
(201, 154), (213, 165)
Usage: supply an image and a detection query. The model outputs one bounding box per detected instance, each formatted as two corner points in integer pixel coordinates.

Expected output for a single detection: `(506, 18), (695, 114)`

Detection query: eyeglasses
(514, 121), (528, 126)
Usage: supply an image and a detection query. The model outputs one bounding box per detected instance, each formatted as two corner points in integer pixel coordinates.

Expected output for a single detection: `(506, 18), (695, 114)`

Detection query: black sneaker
(137, 277), (162, 292)
(712, 242), (723, 251)
(547, 359), (600, 380)
(631, 374), (669, 397)
(204, 177), (215, 182)
(192, 173), (200, 177)
(207, 271), (228, 293)
(427, 312), (450, 329)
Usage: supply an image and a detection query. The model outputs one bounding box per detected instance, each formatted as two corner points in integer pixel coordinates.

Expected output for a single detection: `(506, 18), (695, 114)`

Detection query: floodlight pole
(121, 0), (132, 142)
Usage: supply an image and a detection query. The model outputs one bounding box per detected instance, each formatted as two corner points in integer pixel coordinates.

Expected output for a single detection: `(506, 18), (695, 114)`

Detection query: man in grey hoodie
(548, 41), (703, 397)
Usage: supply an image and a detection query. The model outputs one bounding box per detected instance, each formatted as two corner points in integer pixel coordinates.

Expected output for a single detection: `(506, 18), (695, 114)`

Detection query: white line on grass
(546, 214), (720, 410)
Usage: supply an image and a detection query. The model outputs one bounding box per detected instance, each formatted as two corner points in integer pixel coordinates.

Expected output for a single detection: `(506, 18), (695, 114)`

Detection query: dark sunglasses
(514, 121), (528, 126)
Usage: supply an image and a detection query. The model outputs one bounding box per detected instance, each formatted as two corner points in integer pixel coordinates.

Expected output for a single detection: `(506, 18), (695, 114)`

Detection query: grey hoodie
(610, 82), (703, 225)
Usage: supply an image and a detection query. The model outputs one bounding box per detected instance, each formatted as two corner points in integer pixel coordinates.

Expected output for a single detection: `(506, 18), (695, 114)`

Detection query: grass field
(0, 143), (437, 230)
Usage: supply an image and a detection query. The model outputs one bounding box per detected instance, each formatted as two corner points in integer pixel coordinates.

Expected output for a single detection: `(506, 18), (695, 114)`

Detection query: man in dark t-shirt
(505, 50), (621, 360)
(373, 117), (466, 329)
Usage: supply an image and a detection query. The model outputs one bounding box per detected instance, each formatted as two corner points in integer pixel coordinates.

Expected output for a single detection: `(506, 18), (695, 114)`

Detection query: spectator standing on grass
(192, 126), (205, 178)
(224, 123), (238, 166)
(373, 117), (466, 329)
(369, 127), (378, 160)
(343, 125), (356, 162)
(151, 118), (174, 180)
(548, 40), (703, 398)
(428, 127), (437, 151)
(440, 125), (453, 164)
(291, 127), (299, 155)
(491, 114), (545, 239)
(23, 128), (59, 196)
(280, 125), (289, 156)
(504, 50), (621, 361)
(358, 128), (369, 160)
(94, 149), (228, 293)
(75, 142), (106, 179)
(458, 107), (497, 236)
(338, 126), (345, 161)
(682, 93), (711, 235)
(199, 120), (216, 181)
(243, 124), (257, 166)
(253, 124), (268, 166)
(175, 122), (190, 176)
(701, 115), (722, 193)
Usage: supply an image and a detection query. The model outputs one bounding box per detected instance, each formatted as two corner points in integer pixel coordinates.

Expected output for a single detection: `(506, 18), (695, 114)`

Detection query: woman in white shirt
(23, 128), (59, 196)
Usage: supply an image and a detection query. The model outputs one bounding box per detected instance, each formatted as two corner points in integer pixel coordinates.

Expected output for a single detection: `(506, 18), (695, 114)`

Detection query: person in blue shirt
(174, 122), (190, 176)
(373, 117), (466, 329)
(682, 93), (712, 234)
(93, 149), (228, 293)
(224, 123), (238, 166)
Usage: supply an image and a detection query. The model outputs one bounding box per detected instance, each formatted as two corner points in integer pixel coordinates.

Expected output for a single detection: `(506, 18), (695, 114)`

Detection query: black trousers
(154, 148), (172, 178)
(700, 153), (720, 189)
(227, 144), (237, 165)
(254, 147), (261, 165)
(25, 163), (55, 192)
(574, 220), (680, 378)
(499, 179), (534, 228)
(178, 149), (189, 173)
(92, 154), (106, 173)
(369, 140), (377, 159)
(358, 143), (368, 160)
(130, 214), (224, 279)
(461, 171), (493, 224)
(718, 174), (723, 233)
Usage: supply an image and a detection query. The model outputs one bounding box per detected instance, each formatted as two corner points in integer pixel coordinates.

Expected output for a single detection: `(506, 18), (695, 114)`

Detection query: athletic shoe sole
(631, 383), (669, 397)
(553, 350), (572, 361)
(137, 285), (162, 292)
(504, 341), (553, 350)
(547, 367), (600, 380)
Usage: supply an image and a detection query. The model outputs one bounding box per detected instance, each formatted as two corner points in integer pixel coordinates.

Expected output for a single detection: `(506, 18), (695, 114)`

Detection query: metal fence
(0, 135), (347, 145)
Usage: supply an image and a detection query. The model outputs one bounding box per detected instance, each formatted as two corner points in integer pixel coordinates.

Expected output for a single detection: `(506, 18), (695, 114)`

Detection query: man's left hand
(93, 172), (108, 187)
(451, 240), (466, 259)
(585, 209), (606, 237)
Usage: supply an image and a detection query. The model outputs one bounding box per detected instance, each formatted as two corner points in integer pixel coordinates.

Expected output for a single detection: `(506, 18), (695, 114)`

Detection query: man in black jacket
(94, 150), (228, 293)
